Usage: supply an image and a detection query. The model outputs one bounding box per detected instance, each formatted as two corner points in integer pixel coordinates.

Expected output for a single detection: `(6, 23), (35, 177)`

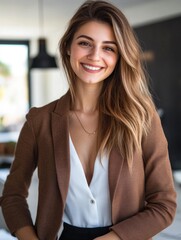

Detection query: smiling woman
(0, 1), (176, 240)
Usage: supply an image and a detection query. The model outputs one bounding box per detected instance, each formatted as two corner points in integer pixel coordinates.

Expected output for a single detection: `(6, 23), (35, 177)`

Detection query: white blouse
(62, 136), (112, 227)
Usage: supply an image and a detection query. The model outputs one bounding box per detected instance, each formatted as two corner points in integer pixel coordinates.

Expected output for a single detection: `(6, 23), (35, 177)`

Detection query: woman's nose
(87, 47), (101, 61)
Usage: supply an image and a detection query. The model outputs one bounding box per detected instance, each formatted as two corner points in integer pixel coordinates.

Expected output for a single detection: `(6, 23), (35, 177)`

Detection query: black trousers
(59, 222), (111, 240)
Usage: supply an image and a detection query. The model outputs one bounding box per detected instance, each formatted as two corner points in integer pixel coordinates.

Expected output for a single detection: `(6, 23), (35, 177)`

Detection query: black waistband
(59, 222), (111, 240)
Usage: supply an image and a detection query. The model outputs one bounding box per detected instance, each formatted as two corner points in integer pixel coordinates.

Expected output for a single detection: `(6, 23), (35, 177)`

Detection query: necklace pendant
(89, 131), (96, 136)
(74, 111), (97, 136)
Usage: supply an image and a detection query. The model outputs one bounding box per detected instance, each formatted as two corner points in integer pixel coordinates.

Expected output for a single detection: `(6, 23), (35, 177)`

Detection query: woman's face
(69, 21), (119, 86)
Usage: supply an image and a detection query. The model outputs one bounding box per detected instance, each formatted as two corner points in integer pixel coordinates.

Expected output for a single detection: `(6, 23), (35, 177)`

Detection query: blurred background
(0, 0), (181, 239)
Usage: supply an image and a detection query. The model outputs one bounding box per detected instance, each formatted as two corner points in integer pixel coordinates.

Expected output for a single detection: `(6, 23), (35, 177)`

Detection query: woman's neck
(72, 83), (102, 113)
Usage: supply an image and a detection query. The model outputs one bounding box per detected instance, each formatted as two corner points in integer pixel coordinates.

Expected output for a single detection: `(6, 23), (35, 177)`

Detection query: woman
(0, 1), (176, 240)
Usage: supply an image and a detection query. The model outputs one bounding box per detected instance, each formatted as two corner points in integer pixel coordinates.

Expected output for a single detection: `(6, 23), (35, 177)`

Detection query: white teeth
(83, 64), (101, 71)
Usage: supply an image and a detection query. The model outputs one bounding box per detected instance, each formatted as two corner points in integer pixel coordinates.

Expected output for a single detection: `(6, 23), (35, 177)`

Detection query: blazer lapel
(109, 146), (124, 217)
(51, 92), (71, 204)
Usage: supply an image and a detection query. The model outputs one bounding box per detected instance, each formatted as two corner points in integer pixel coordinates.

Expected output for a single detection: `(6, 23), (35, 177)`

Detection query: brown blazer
(0, 92), (176, 240)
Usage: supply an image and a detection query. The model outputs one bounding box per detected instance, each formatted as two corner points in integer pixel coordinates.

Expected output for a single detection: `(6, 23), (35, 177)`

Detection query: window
(0, 40), (30, 142)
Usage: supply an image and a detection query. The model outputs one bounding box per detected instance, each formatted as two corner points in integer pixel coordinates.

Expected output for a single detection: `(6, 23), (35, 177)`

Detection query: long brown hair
(59, 0), (155, 168)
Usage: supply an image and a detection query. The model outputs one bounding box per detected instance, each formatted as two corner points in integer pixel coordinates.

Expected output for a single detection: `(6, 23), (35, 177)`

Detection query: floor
(0, 170), (181, 239)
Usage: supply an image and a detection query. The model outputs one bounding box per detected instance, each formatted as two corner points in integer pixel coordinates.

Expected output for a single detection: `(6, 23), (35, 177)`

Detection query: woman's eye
(104, 46), (115, 52)
(78, 41), (91, 47)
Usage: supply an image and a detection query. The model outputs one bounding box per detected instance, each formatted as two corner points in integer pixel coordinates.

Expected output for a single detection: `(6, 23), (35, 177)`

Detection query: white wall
(30, 68), (68, 107)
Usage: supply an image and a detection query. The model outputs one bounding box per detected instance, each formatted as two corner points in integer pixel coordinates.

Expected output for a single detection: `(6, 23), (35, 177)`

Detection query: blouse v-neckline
(69, 135), (97, 187)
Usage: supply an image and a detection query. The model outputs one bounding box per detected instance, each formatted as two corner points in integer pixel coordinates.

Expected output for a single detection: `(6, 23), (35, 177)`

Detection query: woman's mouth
(81, 63), (102, 72)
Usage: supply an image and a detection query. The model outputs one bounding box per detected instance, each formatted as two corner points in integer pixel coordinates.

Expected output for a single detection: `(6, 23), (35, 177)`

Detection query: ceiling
(0, 0), (180, 42)
(0, 0), (164, 38)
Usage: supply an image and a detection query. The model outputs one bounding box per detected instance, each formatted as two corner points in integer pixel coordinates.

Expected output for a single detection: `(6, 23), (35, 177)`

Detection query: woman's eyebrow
(76, 35), (117, 45)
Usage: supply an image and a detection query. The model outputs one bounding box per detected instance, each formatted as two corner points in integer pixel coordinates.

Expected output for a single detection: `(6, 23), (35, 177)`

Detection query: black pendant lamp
(31, 38), (57, 68)
(30, 0), (58, 69)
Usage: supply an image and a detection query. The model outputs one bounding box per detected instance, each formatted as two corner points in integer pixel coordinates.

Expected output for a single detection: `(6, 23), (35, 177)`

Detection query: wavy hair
(59, 0), (155, 168)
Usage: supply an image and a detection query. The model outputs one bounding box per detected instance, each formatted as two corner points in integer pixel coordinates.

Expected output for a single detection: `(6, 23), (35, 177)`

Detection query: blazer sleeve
(0, 109), (38, 235)
(111, 111), (177, 240)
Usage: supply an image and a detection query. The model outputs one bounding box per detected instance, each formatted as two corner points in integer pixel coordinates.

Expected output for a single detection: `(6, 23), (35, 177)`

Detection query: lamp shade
(31, 38), (58, 69)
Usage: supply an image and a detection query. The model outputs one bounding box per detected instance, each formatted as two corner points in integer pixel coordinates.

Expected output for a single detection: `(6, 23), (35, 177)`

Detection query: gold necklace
(74, 111), (97, 136)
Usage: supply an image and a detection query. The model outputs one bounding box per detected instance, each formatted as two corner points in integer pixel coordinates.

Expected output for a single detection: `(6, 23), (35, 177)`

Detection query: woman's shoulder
(26, 99), (59, 124)
(27, 100), (58, 118)
(26, 91), (70, 121)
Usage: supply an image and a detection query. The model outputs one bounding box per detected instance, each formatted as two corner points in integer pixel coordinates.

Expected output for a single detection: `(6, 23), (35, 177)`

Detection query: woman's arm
(0, 111), (37, 235)
(15, 226), (39, 240)
(109, 111), (177, 239)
